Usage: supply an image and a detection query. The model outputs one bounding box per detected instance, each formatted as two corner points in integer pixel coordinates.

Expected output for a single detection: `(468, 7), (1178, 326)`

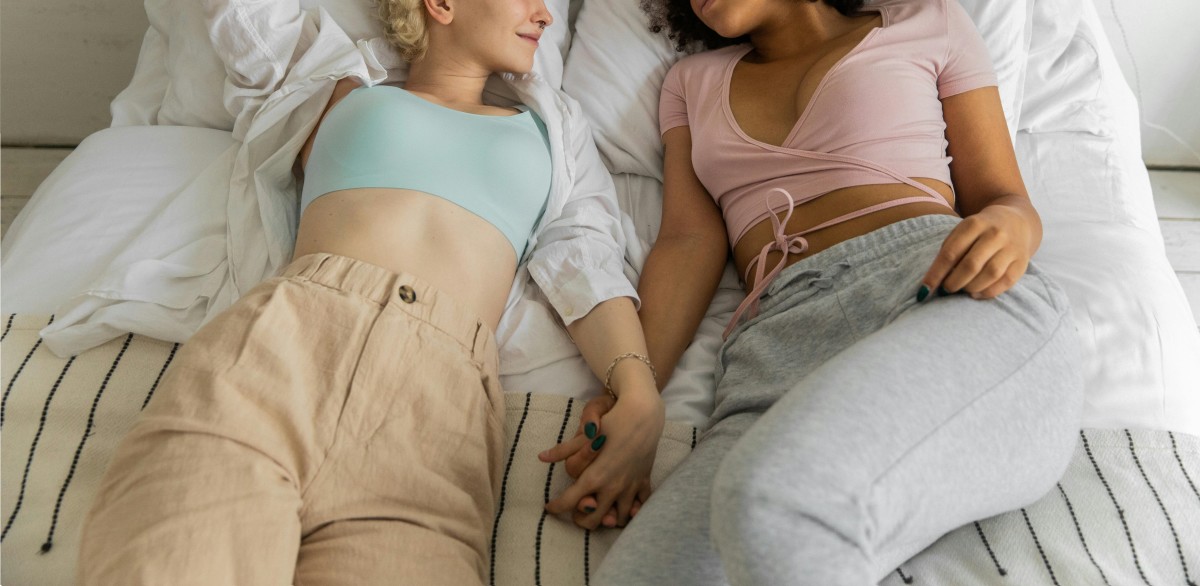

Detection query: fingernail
(937, 285), (949, 297)
(916, 285), (930, 302)
(584, 506), (596, 513)
(585, 422), (597, 439)
(591, 435), (607, 451)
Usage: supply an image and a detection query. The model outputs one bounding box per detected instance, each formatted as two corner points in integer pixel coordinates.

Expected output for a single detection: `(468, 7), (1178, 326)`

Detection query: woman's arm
(921, 86), (1040, 300)
(529, 100), (666, 529)
(541, 297), (665, 529)
(543, 128), (726, 527)
(638, 126), (730, 387)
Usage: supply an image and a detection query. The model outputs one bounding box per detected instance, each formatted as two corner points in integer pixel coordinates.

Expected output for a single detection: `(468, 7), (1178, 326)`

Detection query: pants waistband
(764, 214), (960, 298)
(281, 253), (497, 363)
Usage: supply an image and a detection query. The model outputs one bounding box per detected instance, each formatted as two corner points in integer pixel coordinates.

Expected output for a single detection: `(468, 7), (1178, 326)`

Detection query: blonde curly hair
(376, 0), (430, 62)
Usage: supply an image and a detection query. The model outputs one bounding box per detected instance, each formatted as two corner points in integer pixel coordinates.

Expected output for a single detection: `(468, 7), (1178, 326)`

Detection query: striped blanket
(3, 314), (1197, 584)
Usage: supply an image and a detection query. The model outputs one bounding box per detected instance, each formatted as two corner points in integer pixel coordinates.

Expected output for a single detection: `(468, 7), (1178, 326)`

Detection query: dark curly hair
(641, 0), (867, 53)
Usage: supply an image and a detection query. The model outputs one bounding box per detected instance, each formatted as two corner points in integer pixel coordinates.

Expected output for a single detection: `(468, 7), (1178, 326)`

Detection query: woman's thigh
(710, 267), (1084, 583)
(79, 276), (375, 585)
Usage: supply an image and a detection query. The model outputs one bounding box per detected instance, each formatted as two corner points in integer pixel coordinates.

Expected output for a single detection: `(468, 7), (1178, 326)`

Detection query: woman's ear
(424, 0), (454, 25)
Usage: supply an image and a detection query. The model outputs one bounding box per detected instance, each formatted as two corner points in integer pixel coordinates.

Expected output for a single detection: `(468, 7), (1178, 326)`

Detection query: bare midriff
(291, 187), (518, 330)
(733, 178), (958, 293)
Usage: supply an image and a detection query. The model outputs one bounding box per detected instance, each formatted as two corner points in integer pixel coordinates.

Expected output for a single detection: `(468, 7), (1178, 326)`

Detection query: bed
(2, 0), (1198, 583)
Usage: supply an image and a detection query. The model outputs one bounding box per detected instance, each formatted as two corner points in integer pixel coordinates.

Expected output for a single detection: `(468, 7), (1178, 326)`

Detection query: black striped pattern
(1082, 430), (1152, 586)
(1021, 507), (1060, 585)
(1, 314), (15, 342)
(1126, 429), (1195, 585)
(39, 334), (134, 553)
(973, 520), (1007, 576)
(582, 529), (591, 586)
(1057, 483), (1113, 586)
(2, 354), (76, 542)
(490, 393), (532, 586)
(141, 342), (179, 410)
(1, 315), (54, 429)
(1171, 431), (1200, 505)
(536, 397), (575, 585)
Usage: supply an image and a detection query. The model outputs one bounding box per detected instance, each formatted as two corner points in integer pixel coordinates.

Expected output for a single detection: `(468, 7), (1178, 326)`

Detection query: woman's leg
(78, 271), (376, 585)
(709, 266), (1084, 586)
(292, 268), (505, 586)
(79, 254), (505, 586)
(596, 238), (878, 586)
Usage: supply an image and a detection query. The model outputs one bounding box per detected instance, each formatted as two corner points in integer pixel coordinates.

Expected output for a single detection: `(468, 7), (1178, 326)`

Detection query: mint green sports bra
(300, 85), (552, 258)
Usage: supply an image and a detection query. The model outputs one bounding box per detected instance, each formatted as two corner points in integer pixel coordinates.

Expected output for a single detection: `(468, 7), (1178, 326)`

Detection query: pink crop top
(658, 0), (998, 336)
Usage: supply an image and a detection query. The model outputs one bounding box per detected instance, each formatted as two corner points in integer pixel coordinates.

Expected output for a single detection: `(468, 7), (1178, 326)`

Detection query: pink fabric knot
(725, 188), (808, 339)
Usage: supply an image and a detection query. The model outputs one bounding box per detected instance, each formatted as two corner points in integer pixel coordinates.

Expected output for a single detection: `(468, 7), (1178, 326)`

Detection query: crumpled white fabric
(42, 5), (639, 378)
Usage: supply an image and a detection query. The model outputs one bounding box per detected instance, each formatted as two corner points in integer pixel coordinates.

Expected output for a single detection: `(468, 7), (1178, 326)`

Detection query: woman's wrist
(604, 352), (658, 399)
(614, 385), (666, 426)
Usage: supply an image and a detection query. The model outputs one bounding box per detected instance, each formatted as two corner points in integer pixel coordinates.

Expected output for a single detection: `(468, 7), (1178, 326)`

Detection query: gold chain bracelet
(603, 352), (657, 399)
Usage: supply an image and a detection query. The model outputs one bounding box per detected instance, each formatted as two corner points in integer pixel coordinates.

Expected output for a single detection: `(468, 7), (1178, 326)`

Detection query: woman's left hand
(920, 203), (1037, 300)
(538, 393), (649, 528)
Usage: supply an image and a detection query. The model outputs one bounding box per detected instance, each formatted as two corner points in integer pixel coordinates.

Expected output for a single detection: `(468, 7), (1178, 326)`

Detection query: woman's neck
(404, 52), (491, 107)
(748, 2), (863, 62)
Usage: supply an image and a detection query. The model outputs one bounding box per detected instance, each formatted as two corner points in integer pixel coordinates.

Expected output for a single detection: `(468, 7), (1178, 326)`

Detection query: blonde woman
(77, 0), (665, 583)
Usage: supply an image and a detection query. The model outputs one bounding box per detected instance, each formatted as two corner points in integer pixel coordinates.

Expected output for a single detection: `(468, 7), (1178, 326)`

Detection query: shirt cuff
(529, 260), (641, 327)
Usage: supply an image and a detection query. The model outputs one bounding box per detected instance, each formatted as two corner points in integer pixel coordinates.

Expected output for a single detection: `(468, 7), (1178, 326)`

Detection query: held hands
(539, 384), (665, 530)
(919, 203), (1038, 301)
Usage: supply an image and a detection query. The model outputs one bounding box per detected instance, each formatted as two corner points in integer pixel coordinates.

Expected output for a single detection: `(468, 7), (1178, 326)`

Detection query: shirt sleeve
(659, 61), (690, 136)
(525, 95), (640, 327)
(937, 0), (999, 99)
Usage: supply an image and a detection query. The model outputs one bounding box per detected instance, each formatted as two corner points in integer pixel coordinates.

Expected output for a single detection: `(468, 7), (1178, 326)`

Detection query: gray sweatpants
(595, 215), (1084, 586)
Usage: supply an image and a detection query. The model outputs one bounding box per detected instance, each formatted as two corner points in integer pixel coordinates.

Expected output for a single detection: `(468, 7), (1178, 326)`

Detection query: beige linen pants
(78, 253), (506, 585)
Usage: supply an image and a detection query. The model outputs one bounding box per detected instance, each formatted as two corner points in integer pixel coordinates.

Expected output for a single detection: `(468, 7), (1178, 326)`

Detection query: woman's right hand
(541, 385), (665, 529)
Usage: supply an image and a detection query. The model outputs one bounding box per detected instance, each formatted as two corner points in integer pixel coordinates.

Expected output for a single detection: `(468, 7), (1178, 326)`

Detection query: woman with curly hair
(585, 0), (1085, 583)
(76, 0), (667, 583)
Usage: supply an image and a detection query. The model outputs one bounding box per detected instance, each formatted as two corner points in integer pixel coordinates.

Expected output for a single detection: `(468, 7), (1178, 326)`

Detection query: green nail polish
(937, 285), (949, 297)
(916, 285), (930, 302)
(584, 506), (596, 513)
(591, 435), (607, 451)
(585, 422), (597, 439)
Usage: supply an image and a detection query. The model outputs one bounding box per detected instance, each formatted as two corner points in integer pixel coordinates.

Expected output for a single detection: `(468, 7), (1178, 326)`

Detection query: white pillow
(0, 127), (237, 317)
(562, 0), (1033, 180)
(1017, 0), (1200, 437)
(560, 0), (676, 179)
(298, 0), (575, 87)
(109, 0), (577, 133)
(109, 28), (170, 127)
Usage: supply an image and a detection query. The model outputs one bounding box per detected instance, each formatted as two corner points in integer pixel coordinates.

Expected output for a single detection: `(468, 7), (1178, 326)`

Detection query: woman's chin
(499, 59), (536, 76)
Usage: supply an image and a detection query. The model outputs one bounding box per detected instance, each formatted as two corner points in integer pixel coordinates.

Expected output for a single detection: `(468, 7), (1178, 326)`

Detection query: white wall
(1091, 0), (1200, 167)
(0, 0), (147, 145)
